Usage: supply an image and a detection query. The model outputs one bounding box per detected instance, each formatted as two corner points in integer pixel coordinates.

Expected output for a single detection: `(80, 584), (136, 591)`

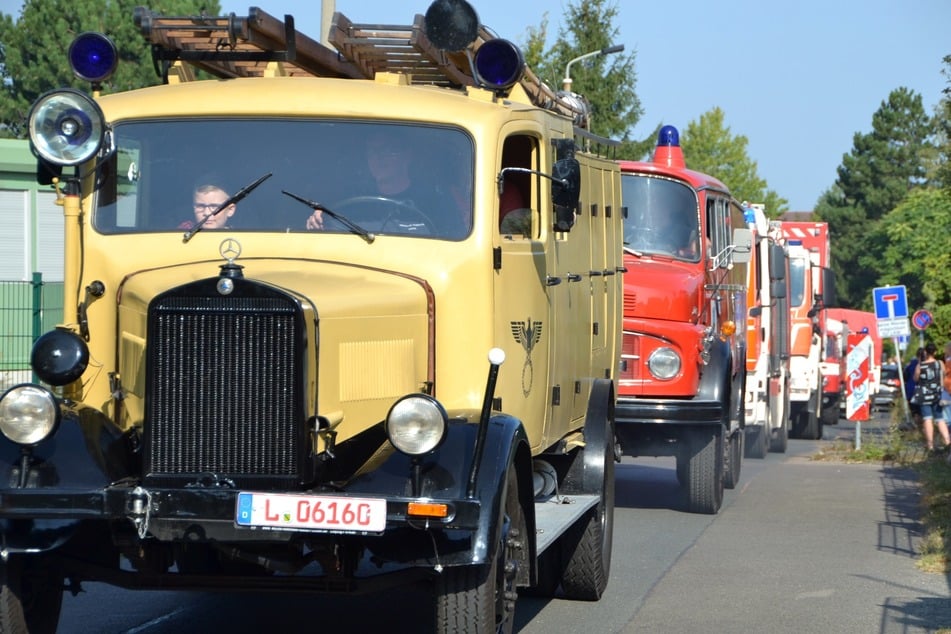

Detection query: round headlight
(0, 385), (60, 446)
(648, 347), (681, 380)
(386, 395), (449, 456)
(31, 328), (89, 387)
(28, 89), (105, 166)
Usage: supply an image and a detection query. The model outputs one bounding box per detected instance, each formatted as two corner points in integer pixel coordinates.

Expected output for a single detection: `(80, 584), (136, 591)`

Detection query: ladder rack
(135, 6), (587, 122)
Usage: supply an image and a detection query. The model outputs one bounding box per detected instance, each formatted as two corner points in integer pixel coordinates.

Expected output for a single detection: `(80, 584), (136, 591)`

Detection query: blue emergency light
(68, 32), (118, 84)
(474, 39), (524, 91)
(657, 125), (680, 147)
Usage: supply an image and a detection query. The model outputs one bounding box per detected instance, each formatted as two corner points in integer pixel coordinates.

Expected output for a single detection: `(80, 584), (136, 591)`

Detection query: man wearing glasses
(180, 183), (236, 230)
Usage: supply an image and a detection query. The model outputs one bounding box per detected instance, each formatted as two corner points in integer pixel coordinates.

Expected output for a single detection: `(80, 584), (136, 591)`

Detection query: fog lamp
(31, 328), (89, 386)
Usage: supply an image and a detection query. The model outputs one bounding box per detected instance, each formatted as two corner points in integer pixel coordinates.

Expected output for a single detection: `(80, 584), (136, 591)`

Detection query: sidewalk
(624, 446), (951, 633)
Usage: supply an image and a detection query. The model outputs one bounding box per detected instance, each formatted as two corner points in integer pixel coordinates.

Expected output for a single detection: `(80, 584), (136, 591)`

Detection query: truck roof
(780, 220), (830, 266)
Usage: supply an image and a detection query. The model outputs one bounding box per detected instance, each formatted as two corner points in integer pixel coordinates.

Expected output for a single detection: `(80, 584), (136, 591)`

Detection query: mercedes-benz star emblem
(219, 238), (242, 262)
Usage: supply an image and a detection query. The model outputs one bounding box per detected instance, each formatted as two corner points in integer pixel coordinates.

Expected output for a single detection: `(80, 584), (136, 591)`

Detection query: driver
(306, 131), (432, 232)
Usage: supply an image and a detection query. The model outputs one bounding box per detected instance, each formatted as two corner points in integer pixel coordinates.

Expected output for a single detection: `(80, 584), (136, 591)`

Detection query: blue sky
(3, 0), (948, 211)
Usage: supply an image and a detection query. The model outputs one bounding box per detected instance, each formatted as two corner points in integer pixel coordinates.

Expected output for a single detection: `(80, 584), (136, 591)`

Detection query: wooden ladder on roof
(135, 5), (587, 122)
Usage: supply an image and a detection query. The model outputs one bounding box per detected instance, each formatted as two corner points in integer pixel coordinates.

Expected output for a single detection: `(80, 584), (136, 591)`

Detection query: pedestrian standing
(913, 342), (949, 453)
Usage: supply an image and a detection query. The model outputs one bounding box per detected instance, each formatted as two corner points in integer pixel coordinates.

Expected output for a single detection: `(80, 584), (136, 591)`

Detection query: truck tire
(769, 392), (790, 453)
(821, 403), (839, 427)
(435, 465), (524, 634)
(0, 556), (63, 634)
(559, 446), (614, 600)
(559, 389), (615, 601)
(723, 430), (743, 489)
(685, 427), (724, 514)
(769, 422), (788, 453)
(745, 424), (768, 459)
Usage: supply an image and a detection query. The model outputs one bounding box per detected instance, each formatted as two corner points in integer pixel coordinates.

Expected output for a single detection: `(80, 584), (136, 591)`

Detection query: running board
(533, 494), (600, 555)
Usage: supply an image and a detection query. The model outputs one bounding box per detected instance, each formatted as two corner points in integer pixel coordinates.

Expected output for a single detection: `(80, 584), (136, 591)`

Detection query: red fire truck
(743, 205), (792, 457)
(780, 221), (837, 439)
(616, 126), (753, 514)
(825, 308), (883, 419)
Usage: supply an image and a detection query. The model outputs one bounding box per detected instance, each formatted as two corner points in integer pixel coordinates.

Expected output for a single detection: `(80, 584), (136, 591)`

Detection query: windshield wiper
(281, 190), (375, 244)
(183, 172), (273, 242)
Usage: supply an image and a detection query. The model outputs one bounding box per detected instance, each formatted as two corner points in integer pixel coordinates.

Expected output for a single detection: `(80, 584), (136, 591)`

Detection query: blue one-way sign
(872, 285), (910, 337)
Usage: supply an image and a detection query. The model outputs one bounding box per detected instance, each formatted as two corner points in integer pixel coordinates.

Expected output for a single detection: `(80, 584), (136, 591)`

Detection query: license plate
(236, 492), (387, 533)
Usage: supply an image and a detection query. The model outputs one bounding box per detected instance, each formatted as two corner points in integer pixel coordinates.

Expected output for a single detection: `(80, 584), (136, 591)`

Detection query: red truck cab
(615, 126), (752, 514)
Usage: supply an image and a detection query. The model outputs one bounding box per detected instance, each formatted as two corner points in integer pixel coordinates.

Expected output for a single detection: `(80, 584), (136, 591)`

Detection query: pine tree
(816, 87), (935, 308)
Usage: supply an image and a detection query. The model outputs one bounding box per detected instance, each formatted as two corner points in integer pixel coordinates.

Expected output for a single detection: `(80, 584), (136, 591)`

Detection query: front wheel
(745, 424), (768, 459)
(0, 556), (64, 634)
(723, 430), (743, 490)
(435, 465), (524, 633)
(685, 427), (724, 514)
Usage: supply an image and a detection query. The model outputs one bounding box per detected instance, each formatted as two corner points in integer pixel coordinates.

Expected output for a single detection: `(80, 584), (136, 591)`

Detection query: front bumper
(614, 397), (724, 457)
(616, 397), (723, 426)
(0, 485), (483, 545)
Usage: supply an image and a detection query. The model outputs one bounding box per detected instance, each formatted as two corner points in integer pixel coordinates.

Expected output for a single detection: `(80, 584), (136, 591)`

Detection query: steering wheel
(332, 195), (436, 234)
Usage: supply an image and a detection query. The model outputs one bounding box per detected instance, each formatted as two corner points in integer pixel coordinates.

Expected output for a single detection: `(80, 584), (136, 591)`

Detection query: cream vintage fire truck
(0, 2), (623, 631)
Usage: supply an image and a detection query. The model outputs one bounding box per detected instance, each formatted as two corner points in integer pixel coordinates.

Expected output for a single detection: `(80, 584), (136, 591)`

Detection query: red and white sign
(845, 333), (872, 421)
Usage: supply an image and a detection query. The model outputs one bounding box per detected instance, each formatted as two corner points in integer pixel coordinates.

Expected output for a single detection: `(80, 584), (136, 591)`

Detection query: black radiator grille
(145, 291), (305, 484)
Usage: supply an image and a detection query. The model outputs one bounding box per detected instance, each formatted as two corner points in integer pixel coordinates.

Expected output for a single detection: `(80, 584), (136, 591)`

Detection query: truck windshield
(621, 174), (700, 261)
(94, 120), (474, 240)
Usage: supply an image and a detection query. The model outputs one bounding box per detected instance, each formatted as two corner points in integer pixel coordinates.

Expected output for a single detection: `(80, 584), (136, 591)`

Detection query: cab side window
(498, 135), (536, 238)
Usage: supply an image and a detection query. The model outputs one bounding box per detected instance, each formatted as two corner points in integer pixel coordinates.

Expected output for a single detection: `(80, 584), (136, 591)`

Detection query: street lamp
(562, 44), (625, 92)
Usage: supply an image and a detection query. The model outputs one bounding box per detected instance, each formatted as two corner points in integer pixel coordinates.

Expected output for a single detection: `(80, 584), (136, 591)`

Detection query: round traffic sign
(912, 309), (933, 330)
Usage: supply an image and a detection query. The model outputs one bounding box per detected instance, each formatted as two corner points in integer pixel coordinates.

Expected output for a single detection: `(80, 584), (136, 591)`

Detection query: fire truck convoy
(0, 2), (626, 631)
(616, 128), (753, 515)
(743, 205), (792, 458)
(780, 221), (837, 439)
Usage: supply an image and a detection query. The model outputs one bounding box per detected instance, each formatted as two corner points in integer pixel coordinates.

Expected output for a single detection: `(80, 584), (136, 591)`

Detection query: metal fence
(0, 273), (63, 389)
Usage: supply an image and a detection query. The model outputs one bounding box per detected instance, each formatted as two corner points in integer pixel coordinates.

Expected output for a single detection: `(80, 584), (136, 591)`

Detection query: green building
(0, 139), (63, 381)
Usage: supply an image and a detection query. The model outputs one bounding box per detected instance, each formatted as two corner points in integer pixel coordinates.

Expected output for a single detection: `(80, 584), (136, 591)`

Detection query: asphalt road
(55, 413), (951, 633)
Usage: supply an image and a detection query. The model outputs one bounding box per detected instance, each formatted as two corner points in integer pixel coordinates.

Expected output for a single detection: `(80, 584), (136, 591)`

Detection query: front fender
(0, 403), (138, 491)
(344, 412), (531, 566)
(697, 339), (730, 407)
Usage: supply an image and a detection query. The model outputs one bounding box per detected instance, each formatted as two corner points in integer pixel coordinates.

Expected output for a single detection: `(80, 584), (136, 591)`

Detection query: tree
(935, 55), (951, 191)
(0, 0), (219, 139)
(521, 0), (643, 146)
(816, 87), (935, 308)
(680, 107), (788, 215)
(874, 188), (951, 341)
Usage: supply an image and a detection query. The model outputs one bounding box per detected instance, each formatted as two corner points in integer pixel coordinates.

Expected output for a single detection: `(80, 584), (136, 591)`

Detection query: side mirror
(552, 158), (580, 210)
(552, 158), (580, 231)
(820, 267), (837, 308)
(768, 243), (786, 280)
(770, 279), (787, 300)
(749, 306), (762, 317)
(731, 228), (753, 264)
